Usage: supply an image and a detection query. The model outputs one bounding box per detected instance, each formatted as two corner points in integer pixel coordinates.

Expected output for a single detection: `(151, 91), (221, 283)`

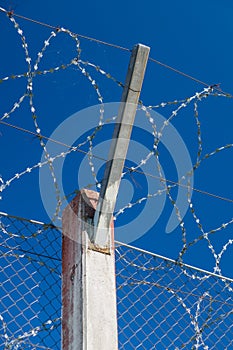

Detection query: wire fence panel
(0, 212), (61, 350)
(116, 244), (233, 350)
(1, 212), (233, 349)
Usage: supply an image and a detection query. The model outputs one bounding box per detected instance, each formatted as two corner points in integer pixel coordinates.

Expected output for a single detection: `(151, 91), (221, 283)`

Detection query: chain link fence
(116, 243), (233, 349)
(0, 212), (61, 349)
(1, 212), (233, 349)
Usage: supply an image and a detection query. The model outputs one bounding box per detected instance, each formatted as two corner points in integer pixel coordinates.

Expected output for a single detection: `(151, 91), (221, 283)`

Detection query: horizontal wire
(0, 119), (106, 158)
(0, 7), (131, 52)
(1, 119), (233, 205)
(115, 240), (233, 283)
(1, 209), (233, 284)
(149, 57), (215, 89)
(0, 7), (231, 96)
(134, 169), (233, 204)
(118, 273), (233, 308)
(0, 242), (61, 262)
(0, 210), (59, 227)
(0, 7), (232, 204)
(1, 231), (233, 307)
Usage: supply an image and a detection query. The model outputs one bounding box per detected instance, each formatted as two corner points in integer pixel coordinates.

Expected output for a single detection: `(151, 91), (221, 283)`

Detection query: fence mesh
(0, 212), (61, 349)
(1, 212), (233, 349)
(116, 243), (233, 350)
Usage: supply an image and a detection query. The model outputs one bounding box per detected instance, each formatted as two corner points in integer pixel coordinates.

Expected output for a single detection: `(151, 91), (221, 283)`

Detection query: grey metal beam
(93, 43), (150, 250)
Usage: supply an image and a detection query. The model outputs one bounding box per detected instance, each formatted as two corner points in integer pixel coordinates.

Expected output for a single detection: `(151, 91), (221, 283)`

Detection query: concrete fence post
(62, 43), (150, 349)
(62, 189), (117, 350)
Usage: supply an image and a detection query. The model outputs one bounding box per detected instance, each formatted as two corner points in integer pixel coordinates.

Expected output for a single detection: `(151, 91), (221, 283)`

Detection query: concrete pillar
(62, 189), (118, 350)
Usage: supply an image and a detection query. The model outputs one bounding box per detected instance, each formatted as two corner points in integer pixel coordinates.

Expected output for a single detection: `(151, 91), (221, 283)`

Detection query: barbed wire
(0, 6), (232, 271)
(0, 6), (233, 348)
(1, 115), (233, 205)
(0, 6), (232, 97)
(0, 213), (233, 349)
(116, 244), (233, 349)
(1, 211), (233, 348)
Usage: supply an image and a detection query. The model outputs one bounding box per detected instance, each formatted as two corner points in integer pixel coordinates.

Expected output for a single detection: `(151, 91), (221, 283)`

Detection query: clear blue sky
(0, 0), (233, 278)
